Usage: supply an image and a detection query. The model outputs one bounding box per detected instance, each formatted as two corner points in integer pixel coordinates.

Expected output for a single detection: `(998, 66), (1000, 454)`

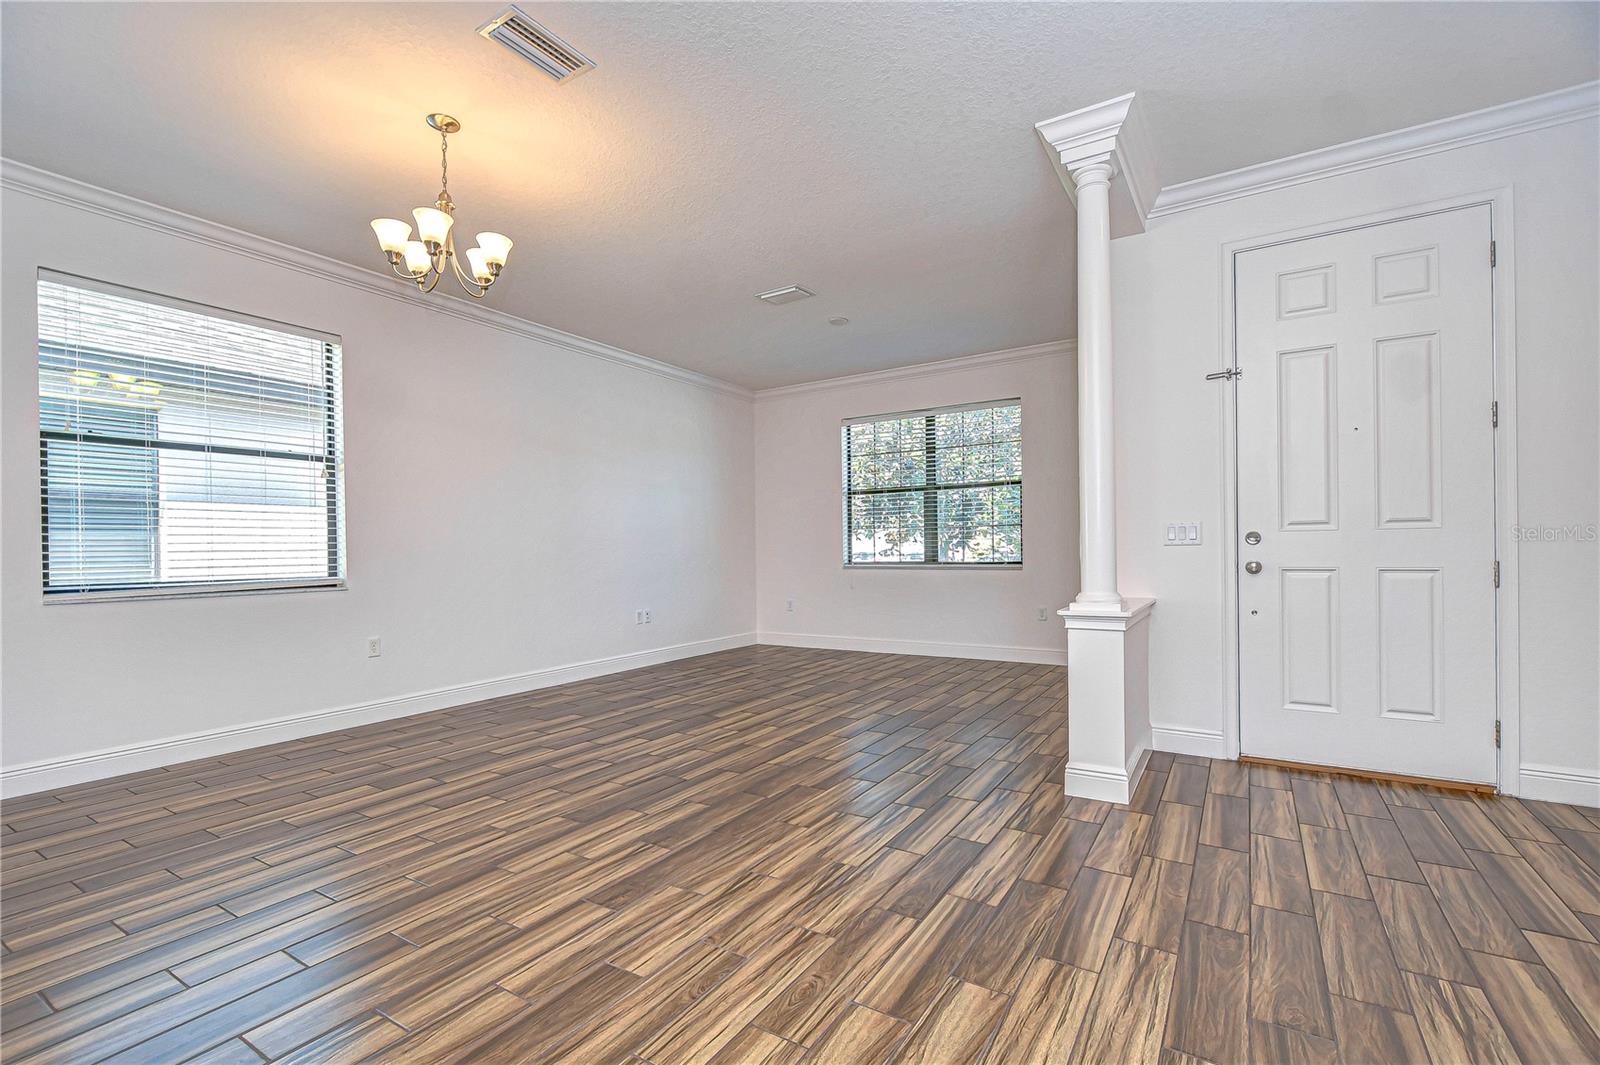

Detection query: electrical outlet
(785, 598), (796, 613)
(1037, 607), (1049, 622)
(366, 637), (382, 658)
(642, 609), (653, 624)
(634, 609), (644, 625)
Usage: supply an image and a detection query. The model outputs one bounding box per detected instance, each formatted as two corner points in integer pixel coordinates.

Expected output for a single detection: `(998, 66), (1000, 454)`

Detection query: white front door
(1236, 205), (1498, 784)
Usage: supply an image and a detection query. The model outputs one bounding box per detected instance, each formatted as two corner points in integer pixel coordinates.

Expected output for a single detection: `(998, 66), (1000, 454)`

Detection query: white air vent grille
(478, 6), (595, 83)
(755, 285), (815, 306)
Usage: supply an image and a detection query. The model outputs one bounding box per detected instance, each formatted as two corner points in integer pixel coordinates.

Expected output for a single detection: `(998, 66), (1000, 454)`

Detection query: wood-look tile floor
(3, 646), (1599, 1064)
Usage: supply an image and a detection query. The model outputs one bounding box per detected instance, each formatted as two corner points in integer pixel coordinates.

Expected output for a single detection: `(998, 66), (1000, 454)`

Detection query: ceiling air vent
(755, 285), (815, 306)
(478, 6), (596, 83)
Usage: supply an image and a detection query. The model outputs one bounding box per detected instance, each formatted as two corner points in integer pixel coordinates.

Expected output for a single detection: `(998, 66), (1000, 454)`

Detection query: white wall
(1, 182), (756, 790)
(753, 347), (1078, 663)
(6, 119), (1595, 805)
(1113, 120), (1599, 797)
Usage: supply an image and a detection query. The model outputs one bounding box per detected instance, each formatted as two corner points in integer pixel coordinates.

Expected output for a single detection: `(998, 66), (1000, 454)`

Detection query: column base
(1058, 598), (1155, 805)
(1067, 593), (1125, 612)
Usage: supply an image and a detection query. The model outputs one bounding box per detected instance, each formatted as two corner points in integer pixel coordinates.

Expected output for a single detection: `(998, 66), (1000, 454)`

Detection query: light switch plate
(1164, 522), (1202, 546)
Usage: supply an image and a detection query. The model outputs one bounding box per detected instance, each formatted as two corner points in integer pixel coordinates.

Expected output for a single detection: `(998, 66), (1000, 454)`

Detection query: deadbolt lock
(1244, 530), (1262, 545)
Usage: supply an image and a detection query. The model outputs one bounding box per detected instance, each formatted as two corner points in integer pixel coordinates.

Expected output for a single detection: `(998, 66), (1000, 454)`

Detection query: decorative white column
(1035, 94), (1158, 804)
(1068, 159), (1122, 611)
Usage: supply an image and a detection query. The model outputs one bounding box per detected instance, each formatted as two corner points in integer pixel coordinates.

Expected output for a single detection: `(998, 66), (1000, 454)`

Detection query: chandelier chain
(438, 130), (449, 200)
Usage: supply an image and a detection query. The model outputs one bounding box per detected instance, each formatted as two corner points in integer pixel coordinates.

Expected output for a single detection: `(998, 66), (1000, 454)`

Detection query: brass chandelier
(370, 114), (513, 299)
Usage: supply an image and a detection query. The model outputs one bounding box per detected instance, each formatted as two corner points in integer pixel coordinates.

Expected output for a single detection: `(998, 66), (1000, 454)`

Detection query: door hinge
(1492, 560), (1501, 587)
(1204, 368), (1242, 382)
(1491, 400), (1499, 428)
(1494, 720), (1502, 748)
(1489, 240), (1497, 267)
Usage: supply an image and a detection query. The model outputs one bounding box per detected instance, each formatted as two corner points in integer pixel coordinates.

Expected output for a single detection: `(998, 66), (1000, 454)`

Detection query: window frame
(841, 398), (1023, 569)
(36, 271), (347, 604)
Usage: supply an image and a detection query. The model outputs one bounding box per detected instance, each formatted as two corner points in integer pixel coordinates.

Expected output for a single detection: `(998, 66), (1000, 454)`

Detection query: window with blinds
(843, 400), (1022, 565)
(37, 273), (345, 599)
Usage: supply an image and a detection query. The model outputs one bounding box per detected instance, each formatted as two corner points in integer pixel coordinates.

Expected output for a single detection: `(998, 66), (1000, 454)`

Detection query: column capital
(1034, 92), (1156, 236)
(1069, 158), (1119, 188)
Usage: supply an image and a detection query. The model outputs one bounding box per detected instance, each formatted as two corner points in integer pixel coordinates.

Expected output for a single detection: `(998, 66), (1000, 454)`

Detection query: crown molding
(1035, 92), (1157, 236)
(0, 158), (753, 400)
(754, 340), (1074, 400)
(1150, 80), (1600, 219)
(1036, 93), (1136, 170)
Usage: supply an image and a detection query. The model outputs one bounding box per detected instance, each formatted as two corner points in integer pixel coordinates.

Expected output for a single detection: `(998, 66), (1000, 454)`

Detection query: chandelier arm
(446, 252), (489, 297)
(418, 266), (446, 294)
(450, 269), (488, 299)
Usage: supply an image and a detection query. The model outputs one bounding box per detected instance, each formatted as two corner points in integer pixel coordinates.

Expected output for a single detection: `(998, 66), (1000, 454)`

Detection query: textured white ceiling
(3, 2), (1595, 388)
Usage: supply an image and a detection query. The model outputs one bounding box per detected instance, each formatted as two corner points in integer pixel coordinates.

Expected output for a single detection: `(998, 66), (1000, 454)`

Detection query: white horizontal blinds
(843, 401), (1021, 565)
(38, 275), (344, 596)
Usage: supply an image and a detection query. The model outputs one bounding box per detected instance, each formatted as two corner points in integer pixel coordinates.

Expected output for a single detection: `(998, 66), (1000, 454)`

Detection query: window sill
(43, 579), (347, 605)
(843, 563), (1023, 570)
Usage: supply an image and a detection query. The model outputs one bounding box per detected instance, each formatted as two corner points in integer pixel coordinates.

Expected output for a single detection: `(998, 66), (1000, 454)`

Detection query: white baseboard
(756, 630), (1067, 666)
(1, 633), (757, 798)
(1151, 724), (1229, 760)
(1065, 747), (1149, 805)
(1517, 763), (1600, 808)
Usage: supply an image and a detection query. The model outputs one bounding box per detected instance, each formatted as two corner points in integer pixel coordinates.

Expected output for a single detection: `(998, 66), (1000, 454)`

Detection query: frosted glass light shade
(413, 207), (454, 245)
(465, 248), (495, 284)
(402, 241), (431, 276)
(476, 232), (513, 267)
(370, 218), (412, 254)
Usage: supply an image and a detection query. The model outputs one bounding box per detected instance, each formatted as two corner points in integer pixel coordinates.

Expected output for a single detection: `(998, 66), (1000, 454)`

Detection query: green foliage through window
(843, 402), (1021, 565)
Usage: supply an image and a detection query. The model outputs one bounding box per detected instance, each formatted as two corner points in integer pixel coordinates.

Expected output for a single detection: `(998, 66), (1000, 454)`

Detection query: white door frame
(1216, 187), (1521, 793)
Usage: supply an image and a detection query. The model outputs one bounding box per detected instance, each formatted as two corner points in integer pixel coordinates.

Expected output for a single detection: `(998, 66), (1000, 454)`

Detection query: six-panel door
(1236, 205), (1498, 784)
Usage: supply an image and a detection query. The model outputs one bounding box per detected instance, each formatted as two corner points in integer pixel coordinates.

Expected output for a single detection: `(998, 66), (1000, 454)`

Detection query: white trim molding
(0, 158), (752, 400)
(1151, 724), (1229, 760)
(1035, 92), (1158, 236)
(1151, 81), (1599, 218)
(753, 340), (1074, 401)
(1517, 764), (1600, 807)
(756, 632), (1067, 666)
(0, 633), (758, 797)
(1063, 749), (1151, 806)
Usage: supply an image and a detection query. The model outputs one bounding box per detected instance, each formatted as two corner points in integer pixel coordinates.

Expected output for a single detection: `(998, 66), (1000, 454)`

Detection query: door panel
(1278, 346), (1339, 530)
(1377, 568), (1442, 720)
(1373, 333), (1443, 527)
(1237, 205), (1497, 784)
(1280, 568), (1338, 712)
